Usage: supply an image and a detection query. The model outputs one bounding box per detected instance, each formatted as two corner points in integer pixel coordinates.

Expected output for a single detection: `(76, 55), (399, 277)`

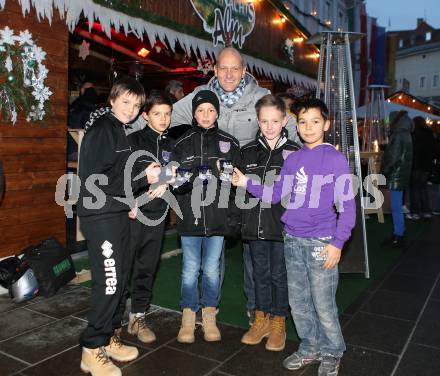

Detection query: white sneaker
(406, 213), (420, 220)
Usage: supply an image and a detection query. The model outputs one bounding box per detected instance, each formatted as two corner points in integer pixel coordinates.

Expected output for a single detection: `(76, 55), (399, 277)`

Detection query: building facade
(388, 19), (440, 106)
(282, 0), (350, 35)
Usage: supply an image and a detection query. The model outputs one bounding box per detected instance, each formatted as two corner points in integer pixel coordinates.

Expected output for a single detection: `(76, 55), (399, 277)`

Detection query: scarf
(210, 75), (248, 108)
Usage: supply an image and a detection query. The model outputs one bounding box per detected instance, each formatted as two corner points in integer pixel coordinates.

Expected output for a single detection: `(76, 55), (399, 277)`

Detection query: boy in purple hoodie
(233, 98), (355, 376)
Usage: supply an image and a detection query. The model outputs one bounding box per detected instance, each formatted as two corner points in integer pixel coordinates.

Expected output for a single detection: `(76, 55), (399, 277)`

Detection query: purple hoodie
(246, 143), (356, 249)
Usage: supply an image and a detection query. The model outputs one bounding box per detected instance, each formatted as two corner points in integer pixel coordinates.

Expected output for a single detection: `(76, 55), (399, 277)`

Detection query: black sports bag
(22, 238), (76, 297)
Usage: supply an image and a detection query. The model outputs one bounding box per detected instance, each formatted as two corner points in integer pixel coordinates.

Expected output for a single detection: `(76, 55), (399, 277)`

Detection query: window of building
(399, 39), (403, 48)
(433, 74), (439, 88)
(326, 1), (331, 21)
(420, 76), (426, 89)
(426, 32), (432, 41)
(338, 10), (344, 30)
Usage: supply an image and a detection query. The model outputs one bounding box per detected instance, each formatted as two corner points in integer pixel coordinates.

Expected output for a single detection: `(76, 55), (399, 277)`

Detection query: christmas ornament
(0, 27), (52, 125)
(197, 58), (213, 76)
(78, 39), (90, 60)
(283, 38), (295, 64)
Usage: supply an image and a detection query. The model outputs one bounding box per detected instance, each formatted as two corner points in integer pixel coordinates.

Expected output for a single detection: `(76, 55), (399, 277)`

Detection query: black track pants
(128, 217), (166, 313)
(79, 212), (133, 348)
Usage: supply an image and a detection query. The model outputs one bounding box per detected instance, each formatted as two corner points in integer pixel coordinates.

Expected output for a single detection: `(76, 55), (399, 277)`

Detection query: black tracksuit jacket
(239, 129), (300, 242)
(172, 124), (240, 236)
(127, 125), (175, 220)
(77, 112), (145, 218)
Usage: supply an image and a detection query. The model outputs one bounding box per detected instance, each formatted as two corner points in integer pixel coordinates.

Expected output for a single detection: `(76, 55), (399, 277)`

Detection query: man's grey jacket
(170, 73), (301, 146)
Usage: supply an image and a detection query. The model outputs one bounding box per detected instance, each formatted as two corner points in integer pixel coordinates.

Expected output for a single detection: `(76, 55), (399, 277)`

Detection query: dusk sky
(365, 0), (440, 30)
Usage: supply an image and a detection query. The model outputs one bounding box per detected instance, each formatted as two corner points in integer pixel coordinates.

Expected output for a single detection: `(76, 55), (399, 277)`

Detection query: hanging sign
(190, 0), (256, 48)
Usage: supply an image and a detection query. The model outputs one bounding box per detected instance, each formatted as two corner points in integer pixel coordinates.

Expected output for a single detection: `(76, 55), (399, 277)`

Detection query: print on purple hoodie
(246, 143), (356, 249)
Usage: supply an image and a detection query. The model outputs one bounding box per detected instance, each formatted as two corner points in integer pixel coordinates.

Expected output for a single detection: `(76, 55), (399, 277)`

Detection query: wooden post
(67, 129), (85, 241)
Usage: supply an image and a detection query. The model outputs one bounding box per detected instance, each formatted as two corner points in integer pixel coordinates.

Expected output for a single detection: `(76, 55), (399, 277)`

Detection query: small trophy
(198, 165), (213, 184)
(219, 159), (233, 182)
(173, 167), (192, 188)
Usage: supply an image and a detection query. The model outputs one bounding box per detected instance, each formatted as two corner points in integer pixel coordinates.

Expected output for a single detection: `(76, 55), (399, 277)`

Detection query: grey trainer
(282, 351), (320, 371)
(318, 354), (341, 376)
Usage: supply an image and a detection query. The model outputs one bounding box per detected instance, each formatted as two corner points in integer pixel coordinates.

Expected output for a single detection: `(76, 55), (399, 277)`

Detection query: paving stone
(0, 317), (86, 364)
(123, 346), (218, 376)
(361, 289), (425, 321)
(0, 351), (28, 375)
(344, 291), (372, 315)
(25, 287), (91, 319)
(0, 308), (54, 341)
(431, 280), (440, 301)
(394, 343), (440, 376)
(411, 299), (440, 348)
(218, 340), (299, 376)
(379, 273), (434, 299)
(343, 312), (413, 354)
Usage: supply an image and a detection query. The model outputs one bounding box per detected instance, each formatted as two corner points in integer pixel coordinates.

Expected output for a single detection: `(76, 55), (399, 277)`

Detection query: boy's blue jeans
(249, 240), (289, 316)
(180, 235), (224, 311)
(284, 233), (345, 358)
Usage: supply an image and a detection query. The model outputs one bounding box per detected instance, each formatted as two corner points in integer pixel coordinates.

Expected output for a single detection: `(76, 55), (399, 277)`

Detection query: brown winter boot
(80, 347), (121, 376)
(202, 307), (221, 341)
(241, 311), (271, 345)
(105, 331), (139, 362)
(265, 315), (286, 351)
(177, 308), (196, 343)
(128, 313), (156, 343)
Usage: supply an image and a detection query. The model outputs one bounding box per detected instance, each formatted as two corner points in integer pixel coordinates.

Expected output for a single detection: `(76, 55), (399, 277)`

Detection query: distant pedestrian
(381, 110), (413, 248)
(165, 80), (185, 103)
(407, 116), (436, 219)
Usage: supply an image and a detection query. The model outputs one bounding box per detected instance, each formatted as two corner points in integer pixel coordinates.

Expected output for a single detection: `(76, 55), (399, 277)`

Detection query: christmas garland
(0, 26), (52, 125)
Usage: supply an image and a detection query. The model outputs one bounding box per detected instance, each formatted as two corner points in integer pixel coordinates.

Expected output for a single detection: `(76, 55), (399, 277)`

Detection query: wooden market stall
(0, 1), (68, 257)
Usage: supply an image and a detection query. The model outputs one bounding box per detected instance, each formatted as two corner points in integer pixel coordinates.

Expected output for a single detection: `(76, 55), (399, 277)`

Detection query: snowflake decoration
(0, 26), (16, 45)
(0, 26), (51, 125)
(18, 30), (34, 46)
(11, 108), (17, 125)
(32, 45), (46, 63)
(5, 55), (12, 72)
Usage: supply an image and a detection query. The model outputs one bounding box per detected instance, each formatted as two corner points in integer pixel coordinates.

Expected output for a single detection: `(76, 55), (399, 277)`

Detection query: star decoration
(78, 40), (90, 61)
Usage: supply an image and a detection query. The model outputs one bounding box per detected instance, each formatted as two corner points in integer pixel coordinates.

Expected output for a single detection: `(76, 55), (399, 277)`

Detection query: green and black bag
(22, 238), (76, 297)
